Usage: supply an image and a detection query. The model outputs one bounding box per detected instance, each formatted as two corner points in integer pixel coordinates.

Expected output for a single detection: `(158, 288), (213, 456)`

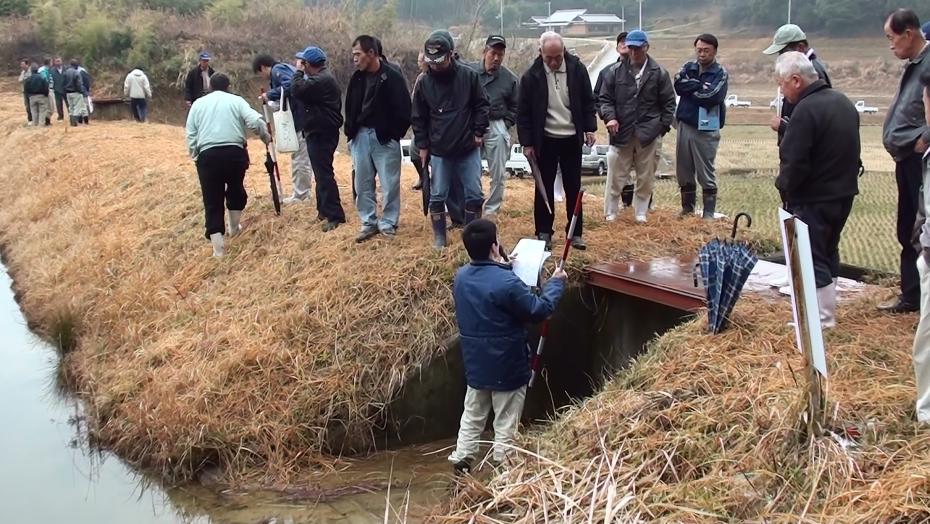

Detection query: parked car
(505, 144), (530, 178)
(855, 100), (878, 114)
(400, 139), (413, 165)
(581, 144), (609, 176)
(725, 94), (752, 108)
(769, 95), (782, 111)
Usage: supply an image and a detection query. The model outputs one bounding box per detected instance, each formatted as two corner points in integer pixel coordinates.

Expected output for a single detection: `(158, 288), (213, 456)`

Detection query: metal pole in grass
(529, 189), (583, 388)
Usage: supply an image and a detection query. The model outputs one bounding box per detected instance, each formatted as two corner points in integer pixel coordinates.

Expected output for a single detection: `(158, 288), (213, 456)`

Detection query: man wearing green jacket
(186, 73), (271, 257)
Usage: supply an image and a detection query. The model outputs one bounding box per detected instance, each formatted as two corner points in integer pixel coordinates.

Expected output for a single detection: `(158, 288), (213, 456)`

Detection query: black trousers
(535, 135), (583, 237)
(196, 146), (248, 239)
(23, 93), (31, 122)
(896, 154), (923, 305)
(54, 92), (65, 119)
(129, 98), (147, 122)
(790, 197), (854, 289)
(305, 131), (346, 222)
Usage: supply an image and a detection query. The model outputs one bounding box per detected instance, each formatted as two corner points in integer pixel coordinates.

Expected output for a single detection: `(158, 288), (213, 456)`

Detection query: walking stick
(260, 88), (283, 215)
(529, 188), (584, 388)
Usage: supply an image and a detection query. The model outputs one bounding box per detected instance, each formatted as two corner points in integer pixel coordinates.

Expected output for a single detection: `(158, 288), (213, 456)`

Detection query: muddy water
(0, 267), (453, 523)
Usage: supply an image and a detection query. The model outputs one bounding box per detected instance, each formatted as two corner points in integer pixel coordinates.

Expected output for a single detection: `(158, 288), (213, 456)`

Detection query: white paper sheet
(510, 238), (551, 287)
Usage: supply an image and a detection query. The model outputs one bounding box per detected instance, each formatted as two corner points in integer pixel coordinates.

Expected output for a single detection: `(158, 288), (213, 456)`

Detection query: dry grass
(0, 79), (740, 484)
(436, 291), (930, 522)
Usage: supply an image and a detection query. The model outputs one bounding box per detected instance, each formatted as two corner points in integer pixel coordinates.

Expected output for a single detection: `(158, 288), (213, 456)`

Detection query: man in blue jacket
(449, 219), (566, 473)
(674, 33), (729, 219)
(253, 54), (314, 206)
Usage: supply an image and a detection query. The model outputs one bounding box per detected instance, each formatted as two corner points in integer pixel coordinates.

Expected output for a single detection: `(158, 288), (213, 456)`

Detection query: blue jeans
(429, 148), (483, 214)
(351, 127), (402, 232)
(130, 98), (147, 122)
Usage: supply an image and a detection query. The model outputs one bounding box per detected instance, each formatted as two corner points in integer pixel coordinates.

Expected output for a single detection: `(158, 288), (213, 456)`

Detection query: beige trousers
(449, 386), (526, 464)
(604, 137), (660, 217)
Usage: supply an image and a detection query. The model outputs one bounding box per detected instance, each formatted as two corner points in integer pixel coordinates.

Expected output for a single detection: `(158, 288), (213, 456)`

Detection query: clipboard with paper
(510, 238), (551, 287)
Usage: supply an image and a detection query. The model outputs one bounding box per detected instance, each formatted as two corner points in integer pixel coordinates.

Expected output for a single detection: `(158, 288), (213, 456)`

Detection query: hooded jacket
(344, 58), (412, 144)
(777, 80), (861, 205)
(598, 55), (676, 147)
(411, 59), (490, 157)
(124, 69), (152, 99)
(291, 66), (344, 136)
(517, 52), (597, 149)
(453, 260), (565, 391)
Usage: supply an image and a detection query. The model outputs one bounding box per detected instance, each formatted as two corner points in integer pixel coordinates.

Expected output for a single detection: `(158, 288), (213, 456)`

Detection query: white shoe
(228, 210), (242, 237)
(606, 214), (617, 222)
(778, 285), (792, 296)
(632, 195), (649, 223)
(282, 196), (309, 205)
(209, 233), (225, 257)
(635, 215), (647, 224)
(817, 282), (837, 329)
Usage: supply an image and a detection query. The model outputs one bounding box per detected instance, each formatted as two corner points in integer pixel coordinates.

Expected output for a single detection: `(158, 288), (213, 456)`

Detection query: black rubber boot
(464, 201), (484, 225)
(702, 189), (717, 219)
(679, 184), (697, 217)
(69, 116), (78, 127)
(621, 184), (634, 208)
(430, 212), (447, 250)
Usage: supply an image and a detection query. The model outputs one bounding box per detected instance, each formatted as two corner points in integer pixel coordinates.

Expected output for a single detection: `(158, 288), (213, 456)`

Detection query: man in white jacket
(124, 67), (152, 122)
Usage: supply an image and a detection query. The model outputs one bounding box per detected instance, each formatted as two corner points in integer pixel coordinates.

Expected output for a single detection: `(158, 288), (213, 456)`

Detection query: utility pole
(547, 1), (551, 16)
(638, 0), (643, 30)
(621, 5), (625, 32)
(787, 0), (792, 23)
(499, 0), (503, 34)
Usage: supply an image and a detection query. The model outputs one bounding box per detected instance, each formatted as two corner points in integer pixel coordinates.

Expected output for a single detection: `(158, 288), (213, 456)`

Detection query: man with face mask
(471, 35), (518, 217)
(517, 31), (597, 250)
(674, 34), (729, 219)
(598, 30), (676, 224)
(411, 30), (490, 250)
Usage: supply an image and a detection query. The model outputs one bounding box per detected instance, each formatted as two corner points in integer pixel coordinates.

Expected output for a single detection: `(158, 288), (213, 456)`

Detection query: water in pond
(0, 267), (452, 523)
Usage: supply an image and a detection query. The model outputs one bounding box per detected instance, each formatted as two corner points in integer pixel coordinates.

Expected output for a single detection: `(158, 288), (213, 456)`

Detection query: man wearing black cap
(518, 31), (597, 250)
(184, 52), (214, 108)
(412, 30), (490, 250)
(292, 45), (347, 232)
(473, 35), (518, 217)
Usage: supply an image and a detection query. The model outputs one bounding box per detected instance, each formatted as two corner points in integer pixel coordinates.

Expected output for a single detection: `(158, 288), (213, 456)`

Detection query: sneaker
(452, 460), (472, 476)
(605, 214), (617, 222)
(537, 233), (552, 251)
(283, 196), (309, 205)
(635, 215), (647, 224)
(571, 236), (587, 250)
(322, 220), (342, 232)
(877, 298), (919, 314)
(355, 226), (378, 243)
(380, 228), (397, 240)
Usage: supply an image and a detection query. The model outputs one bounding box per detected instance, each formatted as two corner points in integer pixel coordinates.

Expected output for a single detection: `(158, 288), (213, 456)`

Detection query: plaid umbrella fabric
(699, 238), (758, 333)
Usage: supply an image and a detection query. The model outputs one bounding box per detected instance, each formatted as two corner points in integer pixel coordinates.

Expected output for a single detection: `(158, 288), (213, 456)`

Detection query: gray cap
(763, 24), (807, 55)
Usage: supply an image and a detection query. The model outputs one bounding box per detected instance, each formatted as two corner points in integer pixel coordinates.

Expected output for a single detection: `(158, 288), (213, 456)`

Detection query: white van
(505, 144), (530, 178)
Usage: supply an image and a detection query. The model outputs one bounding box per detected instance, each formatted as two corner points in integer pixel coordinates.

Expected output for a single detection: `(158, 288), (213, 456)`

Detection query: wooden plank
(585, 258), (706, 312)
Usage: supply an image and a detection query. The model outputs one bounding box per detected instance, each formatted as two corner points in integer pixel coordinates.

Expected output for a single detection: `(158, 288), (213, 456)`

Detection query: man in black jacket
(412, 30), (490, 250)
(23, 64), (50, 127)
(184, 52), (214, 108)
(50, 57), (66, 121)
(518, 31), (597, 250)
(598, 30), (676, 224)
(345, 34), (412, 242)
(775, 52), (860, 328)
(292, 46), (347, 232)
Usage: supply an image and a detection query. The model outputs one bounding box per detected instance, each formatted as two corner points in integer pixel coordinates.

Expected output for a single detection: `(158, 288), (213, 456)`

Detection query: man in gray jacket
(598, 30), (676, 223)
(882, 8), (930, 314)
(473, 35), (518, 217)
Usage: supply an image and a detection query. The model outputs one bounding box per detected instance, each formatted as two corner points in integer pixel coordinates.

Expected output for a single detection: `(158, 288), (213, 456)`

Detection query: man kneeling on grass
(185, 73), (271, 257)
(449, 219), (566, 474)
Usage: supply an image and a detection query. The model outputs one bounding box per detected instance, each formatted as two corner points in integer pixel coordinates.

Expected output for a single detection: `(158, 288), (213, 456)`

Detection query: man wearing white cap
(763, 24), (831, 144)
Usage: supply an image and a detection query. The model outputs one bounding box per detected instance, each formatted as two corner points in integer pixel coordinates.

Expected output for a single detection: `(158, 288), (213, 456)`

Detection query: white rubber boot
(817, 282), (837, 329)
(228, 210), (242, 237)
(633, 194), (649, 223)
(210, 233), (225, 257)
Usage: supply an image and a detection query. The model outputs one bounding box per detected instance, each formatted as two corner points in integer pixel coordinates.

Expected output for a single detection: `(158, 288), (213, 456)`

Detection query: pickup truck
(855, 100), (878, 114)
(725, 94), (751, 108)
(505, 145), (530, 178)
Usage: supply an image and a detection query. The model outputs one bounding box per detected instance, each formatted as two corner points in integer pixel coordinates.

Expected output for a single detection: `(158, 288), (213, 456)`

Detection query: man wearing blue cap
(292, 46), (347, 232)
(412, 30), (490, 249)
(922, 21), (930, 41)
(598, 29), (676, 224)
(184, 52), (214, 108)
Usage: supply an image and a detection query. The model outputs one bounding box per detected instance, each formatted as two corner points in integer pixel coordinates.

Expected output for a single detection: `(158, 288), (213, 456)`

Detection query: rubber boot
(69, 116), (78, 127)
(633, 194), (649, 223)
(228, 210), (242, 237)
(464, 201), (484, 225)
(430, 212), (447, 250)
(817, 282), (837, 329)
(679, 184), (697, 217)
(621, 184), (634, 208)
(82, 115), (89, 125)
(702, 189), (717, 220)
(209, 233), (225, 257)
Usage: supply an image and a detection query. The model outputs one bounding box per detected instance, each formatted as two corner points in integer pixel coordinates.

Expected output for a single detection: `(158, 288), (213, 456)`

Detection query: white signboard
(779, 208), (828, 378)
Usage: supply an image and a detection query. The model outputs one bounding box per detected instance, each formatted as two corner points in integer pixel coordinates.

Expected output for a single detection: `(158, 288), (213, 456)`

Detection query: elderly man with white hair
(517, 31), (597, 250)
(775, 51), (860, 328)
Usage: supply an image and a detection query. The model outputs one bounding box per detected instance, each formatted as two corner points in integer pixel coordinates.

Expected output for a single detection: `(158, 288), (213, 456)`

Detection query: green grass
(585, 126), (900, 274)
